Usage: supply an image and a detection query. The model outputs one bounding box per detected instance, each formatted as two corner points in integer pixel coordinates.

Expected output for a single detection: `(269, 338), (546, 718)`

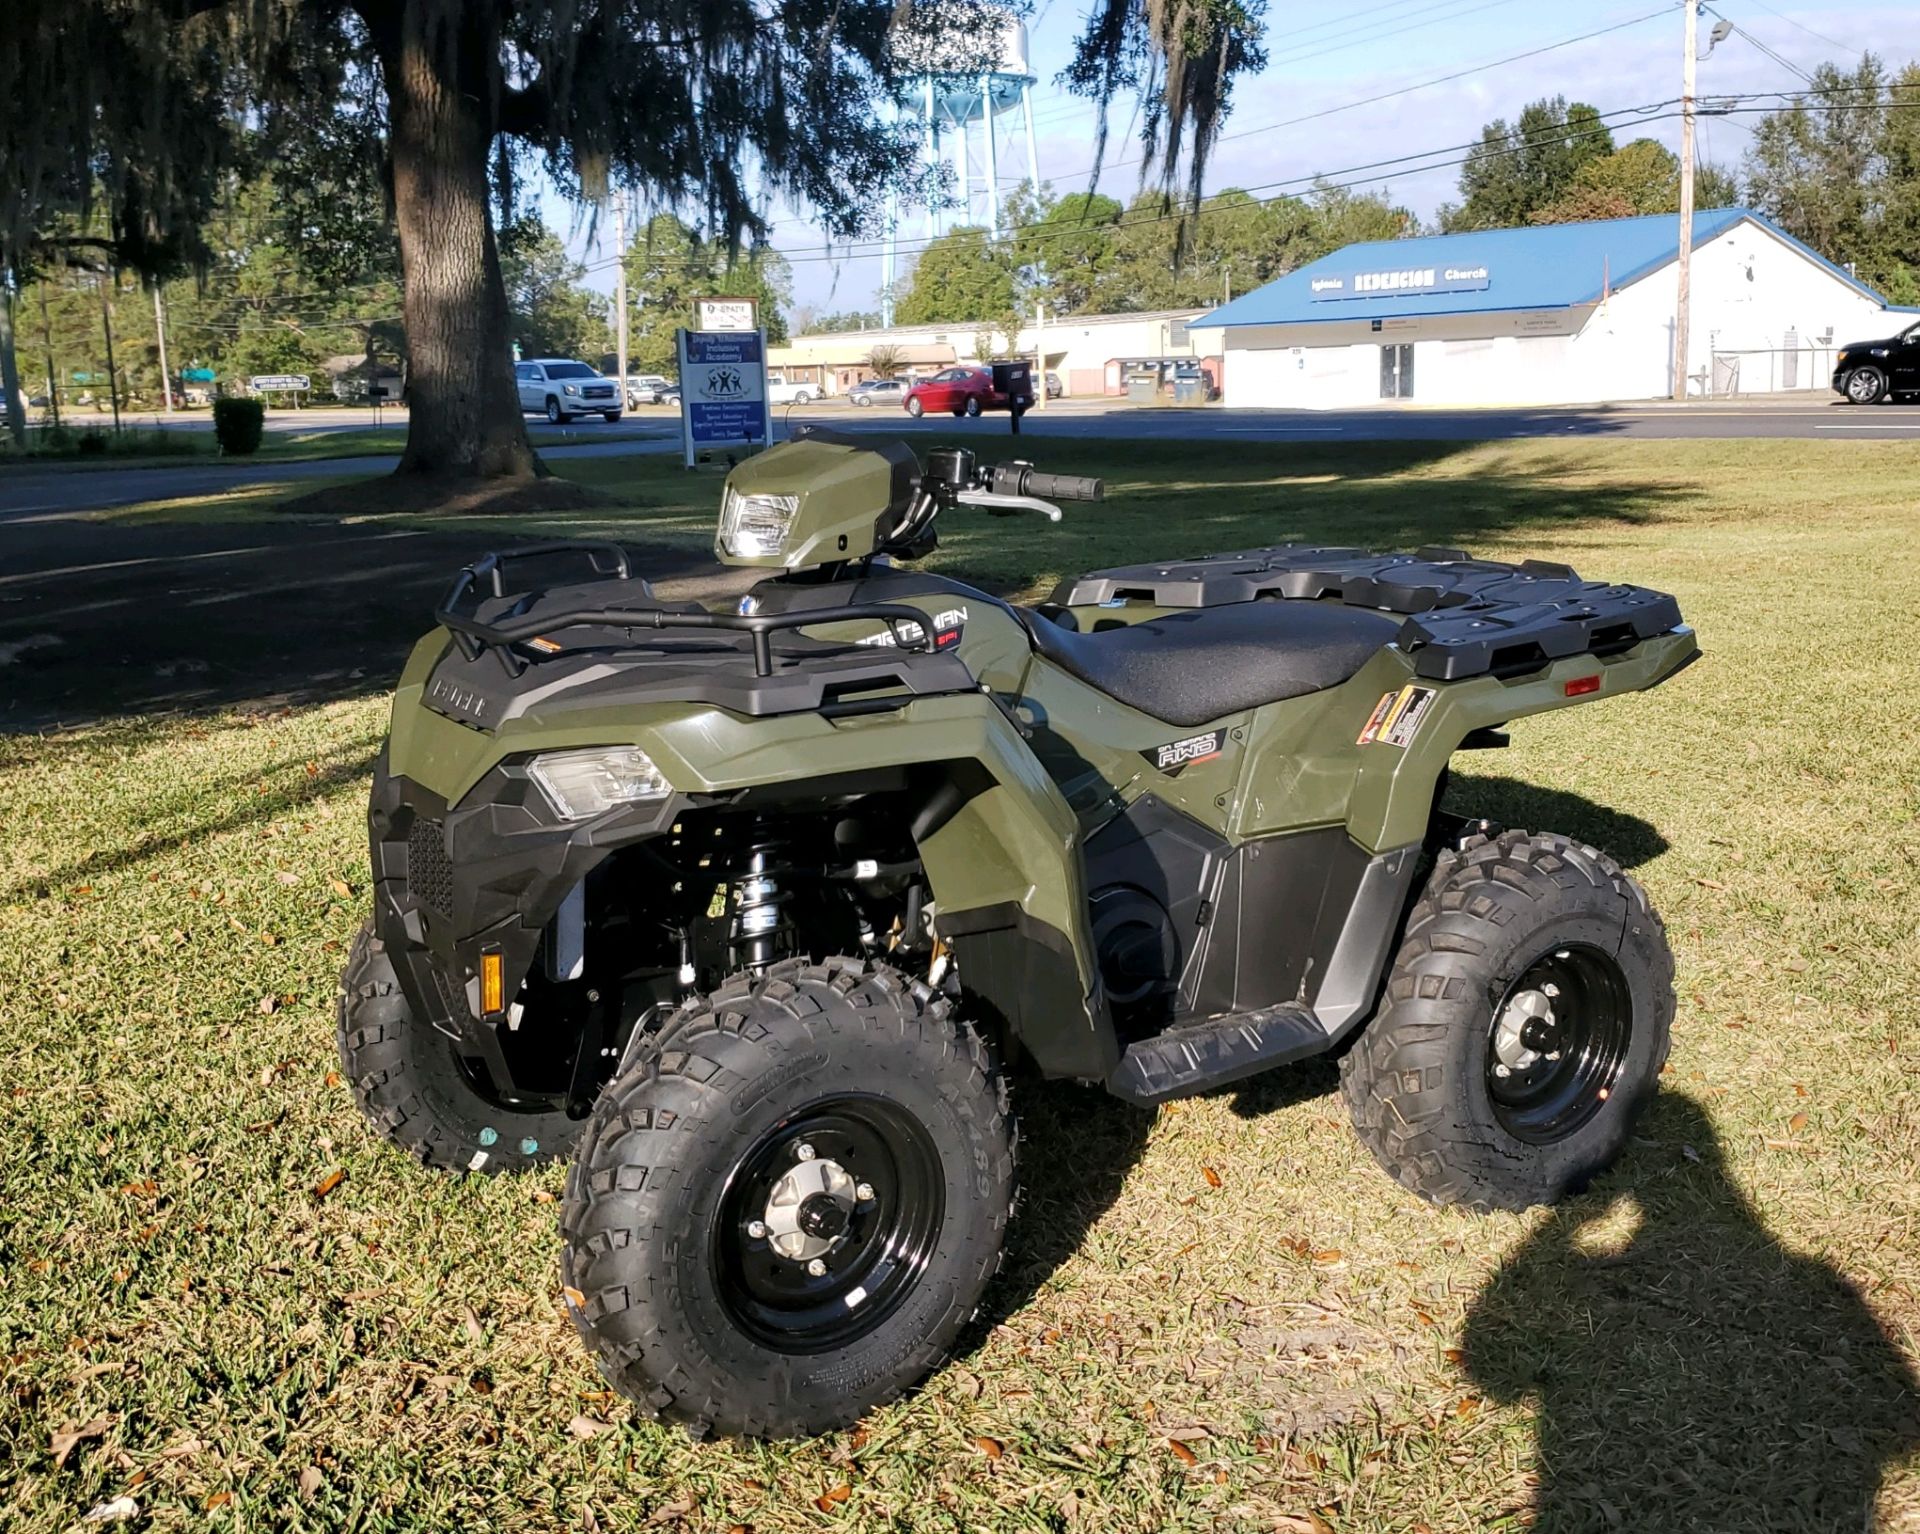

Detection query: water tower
(882, 6), (1041, 324)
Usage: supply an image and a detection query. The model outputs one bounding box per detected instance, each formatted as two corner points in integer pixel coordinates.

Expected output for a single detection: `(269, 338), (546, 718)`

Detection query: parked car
(515, 359), (622, 423)
(1832, 320), (1920, 403)
(1045, 370), (1063, 399)
(903, 366), (1010, 418)
(657, 383), (682, 407)
(847, 378), (907, 407)
(767, 372), (818, 406)
(625, 373), (675, 407)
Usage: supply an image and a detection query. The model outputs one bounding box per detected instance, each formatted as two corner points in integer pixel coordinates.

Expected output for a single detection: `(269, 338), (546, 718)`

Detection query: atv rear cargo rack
(1052, 545), (1685, 682)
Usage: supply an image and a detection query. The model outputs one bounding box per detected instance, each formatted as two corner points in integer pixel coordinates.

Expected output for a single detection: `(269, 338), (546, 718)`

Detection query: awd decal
(1143, 730), (1223, 775)
(1358, 684), (1436, 748)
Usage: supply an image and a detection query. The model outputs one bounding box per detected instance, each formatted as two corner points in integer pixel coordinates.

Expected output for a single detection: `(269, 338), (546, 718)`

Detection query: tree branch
(498, 84), (553, 139)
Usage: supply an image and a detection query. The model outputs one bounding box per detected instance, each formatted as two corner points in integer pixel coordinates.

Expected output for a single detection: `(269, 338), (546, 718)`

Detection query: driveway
(0, 511), (743, 733)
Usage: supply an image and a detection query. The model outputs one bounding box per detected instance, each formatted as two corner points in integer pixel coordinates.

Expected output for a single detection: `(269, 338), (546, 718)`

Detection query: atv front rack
(436, 544), (938, 678)
(1053, 545), (1685, 682)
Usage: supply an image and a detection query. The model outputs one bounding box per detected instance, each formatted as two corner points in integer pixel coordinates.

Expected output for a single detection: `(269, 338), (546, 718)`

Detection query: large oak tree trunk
(382, 18), (535, 480)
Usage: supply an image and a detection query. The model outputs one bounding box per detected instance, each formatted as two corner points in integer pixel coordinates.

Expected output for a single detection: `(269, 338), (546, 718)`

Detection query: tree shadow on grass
(1463, 1092), (1920, 1531)
(1, 737), (383, 898)
(958, 1079), (1156, 1347)
(1445, 774), (1670, 870)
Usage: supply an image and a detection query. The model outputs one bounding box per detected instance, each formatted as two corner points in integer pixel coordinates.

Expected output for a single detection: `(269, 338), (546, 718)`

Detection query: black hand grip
(1024, 470), (1104, 503)
(987, 463), (1105, 502)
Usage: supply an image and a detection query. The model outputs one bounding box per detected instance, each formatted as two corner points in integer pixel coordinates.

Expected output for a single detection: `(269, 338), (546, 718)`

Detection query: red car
(903, 366), (1009, 418)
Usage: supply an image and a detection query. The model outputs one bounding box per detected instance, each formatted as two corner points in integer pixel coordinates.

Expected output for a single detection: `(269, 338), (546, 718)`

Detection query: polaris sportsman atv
(338, 427), (1697, 1437)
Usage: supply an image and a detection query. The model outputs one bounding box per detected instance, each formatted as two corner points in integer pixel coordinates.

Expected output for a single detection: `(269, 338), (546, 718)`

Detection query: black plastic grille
(406, 817), (454, 920)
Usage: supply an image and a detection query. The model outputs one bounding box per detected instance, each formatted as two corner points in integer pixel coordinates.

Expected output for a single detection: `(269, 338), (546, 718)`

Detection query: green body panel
(1341, 628), (1697, 852)
(387, 633), (1100, 1005)
(716, 437), (900, 569)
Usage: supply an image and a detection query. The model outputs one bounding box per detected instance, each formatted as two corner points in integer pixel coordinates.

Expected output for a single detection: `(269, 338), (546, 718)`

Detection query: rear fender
(1345, 628), (1700, 852)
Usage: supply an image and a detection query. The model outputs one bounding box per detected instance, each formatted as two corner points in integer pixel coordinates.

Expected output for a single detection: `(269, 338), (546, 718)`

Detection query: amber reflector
(480, 950), (505, 1015)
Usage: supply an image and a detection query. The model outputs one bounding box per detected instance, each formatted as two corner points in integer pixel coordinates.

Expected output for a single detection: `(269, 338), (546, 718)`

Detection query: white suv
(515, 359), (622, 423)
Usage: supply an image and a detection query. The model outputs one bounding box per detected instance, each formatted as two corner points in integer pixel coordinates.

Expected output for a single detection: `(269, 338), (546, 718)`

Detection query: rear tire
(336, 922), (585, 1173)
(561, 957), (1015, 1438)
(1340, 830), (1673, 1212)
(1845, 366), (1888, 404)
(906, 396), (924, 417)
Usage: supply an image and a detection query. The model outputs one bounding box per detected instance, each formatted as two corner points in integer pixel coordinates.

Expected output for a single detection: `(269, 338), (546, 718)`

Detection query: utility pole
(1673, 0), (1698, 401)
(152, 283), (174, 415)
(1033, 297), (1046, 411)
(98, 267), (122, 433)
(39, 280), (59, 427)
(613, 189), (630, 397)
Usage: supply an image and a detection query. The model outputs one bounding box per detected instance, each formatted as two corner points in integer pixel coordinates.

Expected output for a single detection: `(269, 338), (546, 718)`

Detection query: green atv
(338, 427), (1697, 1437)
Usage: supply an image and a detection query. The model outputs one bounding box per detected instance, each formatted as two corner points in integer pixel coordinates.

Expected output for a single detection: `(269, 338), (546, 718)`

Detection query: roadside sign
(181, 367), (217, 383)
(678, 329), (771, 468)
(250, 374), (310, 392)
(695, 298), (757, 332)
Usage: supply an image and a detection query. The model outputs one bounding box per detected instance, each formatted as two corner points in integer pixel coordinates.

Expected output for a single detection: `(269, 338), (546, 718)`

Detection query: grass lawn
(5, 437), (1920, 1531)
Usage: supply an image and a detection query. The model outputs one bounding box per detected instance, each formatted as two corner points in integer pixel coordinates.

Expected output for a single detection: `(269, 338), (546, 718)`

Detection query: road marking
(1218, 426), (1347, 433)
(1814, 423), (1920, 431)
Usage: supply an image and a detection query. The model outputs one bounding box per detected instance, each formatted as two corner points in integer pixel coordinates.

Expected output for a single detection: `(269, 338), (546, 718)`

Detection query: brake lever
(954, 490), (1063, 522)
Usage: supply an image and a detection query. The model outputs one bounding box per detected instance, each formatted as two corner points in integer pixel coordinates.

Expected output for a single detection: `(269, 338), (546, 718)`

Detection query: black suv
(1833, 320), (1920, 404)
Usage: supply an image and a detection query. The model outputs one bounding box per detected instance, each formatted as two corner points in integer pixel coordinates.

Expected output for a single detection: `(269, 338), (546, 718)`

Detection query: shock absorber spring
(731, 840), (791, 971)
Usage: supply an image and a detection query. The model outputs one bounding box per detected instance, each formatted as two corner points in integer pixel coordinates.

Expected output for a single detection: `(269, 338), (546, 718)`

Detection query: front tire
(603, 411), (622, 423)
(1340, 830), (1673, 1212)
(1845, 366), (1888, 404)
(336, 922), (585, 1174)
(546, 397), (567, 424)
(561, 957), (1015, 1438)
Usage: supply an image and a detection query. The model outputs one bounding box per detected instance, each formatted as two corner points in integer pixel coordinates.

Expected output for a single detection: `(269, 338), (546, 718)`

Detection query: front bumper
(366, 747), (684, 1053)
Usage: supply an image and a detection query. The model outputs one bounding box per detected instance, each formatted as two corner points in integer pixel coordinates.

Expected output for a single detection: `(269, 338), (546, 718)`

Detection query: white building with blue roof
(1192, 208), (1898, 408)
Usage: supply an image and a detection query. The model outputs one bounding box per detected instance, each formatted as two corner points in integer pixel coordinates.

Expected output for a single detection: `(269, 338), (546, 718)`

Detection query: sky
(545, 0), (1908, 321)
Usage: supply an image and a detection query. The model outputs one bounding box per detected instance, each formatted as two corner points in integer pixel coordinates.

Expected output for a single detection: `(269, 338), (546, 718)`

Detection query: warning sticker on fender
(1358, 684), (1436, 748)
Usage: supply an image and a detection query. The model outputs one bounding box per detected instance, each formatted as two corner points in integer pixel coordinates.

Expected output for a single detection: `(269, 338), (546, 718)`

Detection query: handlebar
(987, 462), (1105, 503)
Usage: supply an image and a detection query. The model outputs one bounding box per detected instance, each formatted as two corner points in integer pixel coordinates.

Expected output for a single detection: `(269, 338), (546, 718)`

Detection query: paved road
(8, 399), (1919, 522)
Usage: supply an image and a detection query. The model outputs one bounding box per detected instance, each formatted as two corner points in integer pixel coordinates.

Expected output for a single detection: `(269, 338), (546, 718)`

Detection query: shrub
(76, 429), (110, 455)
(213, 397), (266, 456)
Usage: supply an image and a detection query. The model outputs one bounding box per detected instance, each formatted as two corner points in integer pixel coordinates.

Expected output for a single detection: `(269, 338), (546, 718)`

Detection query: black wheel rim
(714, 1095), (944, 1353)
(1485, 943), (1633, 1145)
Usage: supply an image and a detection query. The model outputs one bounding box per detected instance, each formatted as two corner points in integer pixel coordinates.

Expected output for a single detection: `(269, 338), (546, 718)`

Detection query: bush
(76, 430), (109, 455)
(213, 397), (266, 456)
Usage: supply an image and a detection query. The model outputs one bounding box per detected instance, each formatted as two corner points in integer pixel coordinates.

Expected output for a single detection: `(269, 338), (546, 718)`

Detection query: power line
(1734, 0), (1857, 57)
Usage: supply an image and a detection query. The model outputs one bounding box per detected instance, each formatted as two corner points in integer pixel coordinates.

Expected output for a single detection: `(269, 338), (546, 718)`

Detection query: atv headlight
(529, 747), (670, 819)
(718, 488), (801, 558)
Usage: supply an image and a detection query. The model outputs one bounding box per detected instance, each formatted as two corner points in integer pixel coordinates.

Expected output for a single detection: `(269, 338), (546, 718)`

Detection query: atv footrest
(1108, 1005), (1328, 1105)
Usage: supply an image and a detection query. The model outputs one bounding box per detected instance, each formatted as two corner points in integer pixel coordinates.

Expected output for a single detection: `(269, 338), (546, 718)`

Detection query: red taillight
(1564, 675), (1601, 697)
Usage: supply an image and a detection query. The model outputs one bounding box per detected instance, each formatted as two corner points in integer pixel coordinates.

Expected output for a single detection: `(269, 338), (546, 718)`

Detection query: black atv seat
(1024, 601), (1399, 727)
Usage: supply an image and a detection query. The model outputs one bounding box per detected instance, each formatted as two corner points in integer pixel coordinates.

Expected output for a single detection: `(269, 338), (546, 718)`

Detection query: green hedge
(212, 397), (266, 456)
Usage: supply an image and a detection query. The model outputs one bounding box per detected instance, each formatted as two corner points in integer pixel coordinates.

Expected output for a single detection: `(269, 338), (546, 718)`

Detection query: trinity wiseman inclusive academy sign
(677, 328), (773, 467)
(1310, 264), (1492, 301)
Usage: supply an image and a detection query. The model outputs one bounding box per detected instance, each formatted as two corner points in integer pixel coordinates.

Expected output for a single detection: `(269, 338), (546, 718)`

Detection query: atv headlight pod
(529, 747), (670, 820)
(718, 487), (801, 558)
